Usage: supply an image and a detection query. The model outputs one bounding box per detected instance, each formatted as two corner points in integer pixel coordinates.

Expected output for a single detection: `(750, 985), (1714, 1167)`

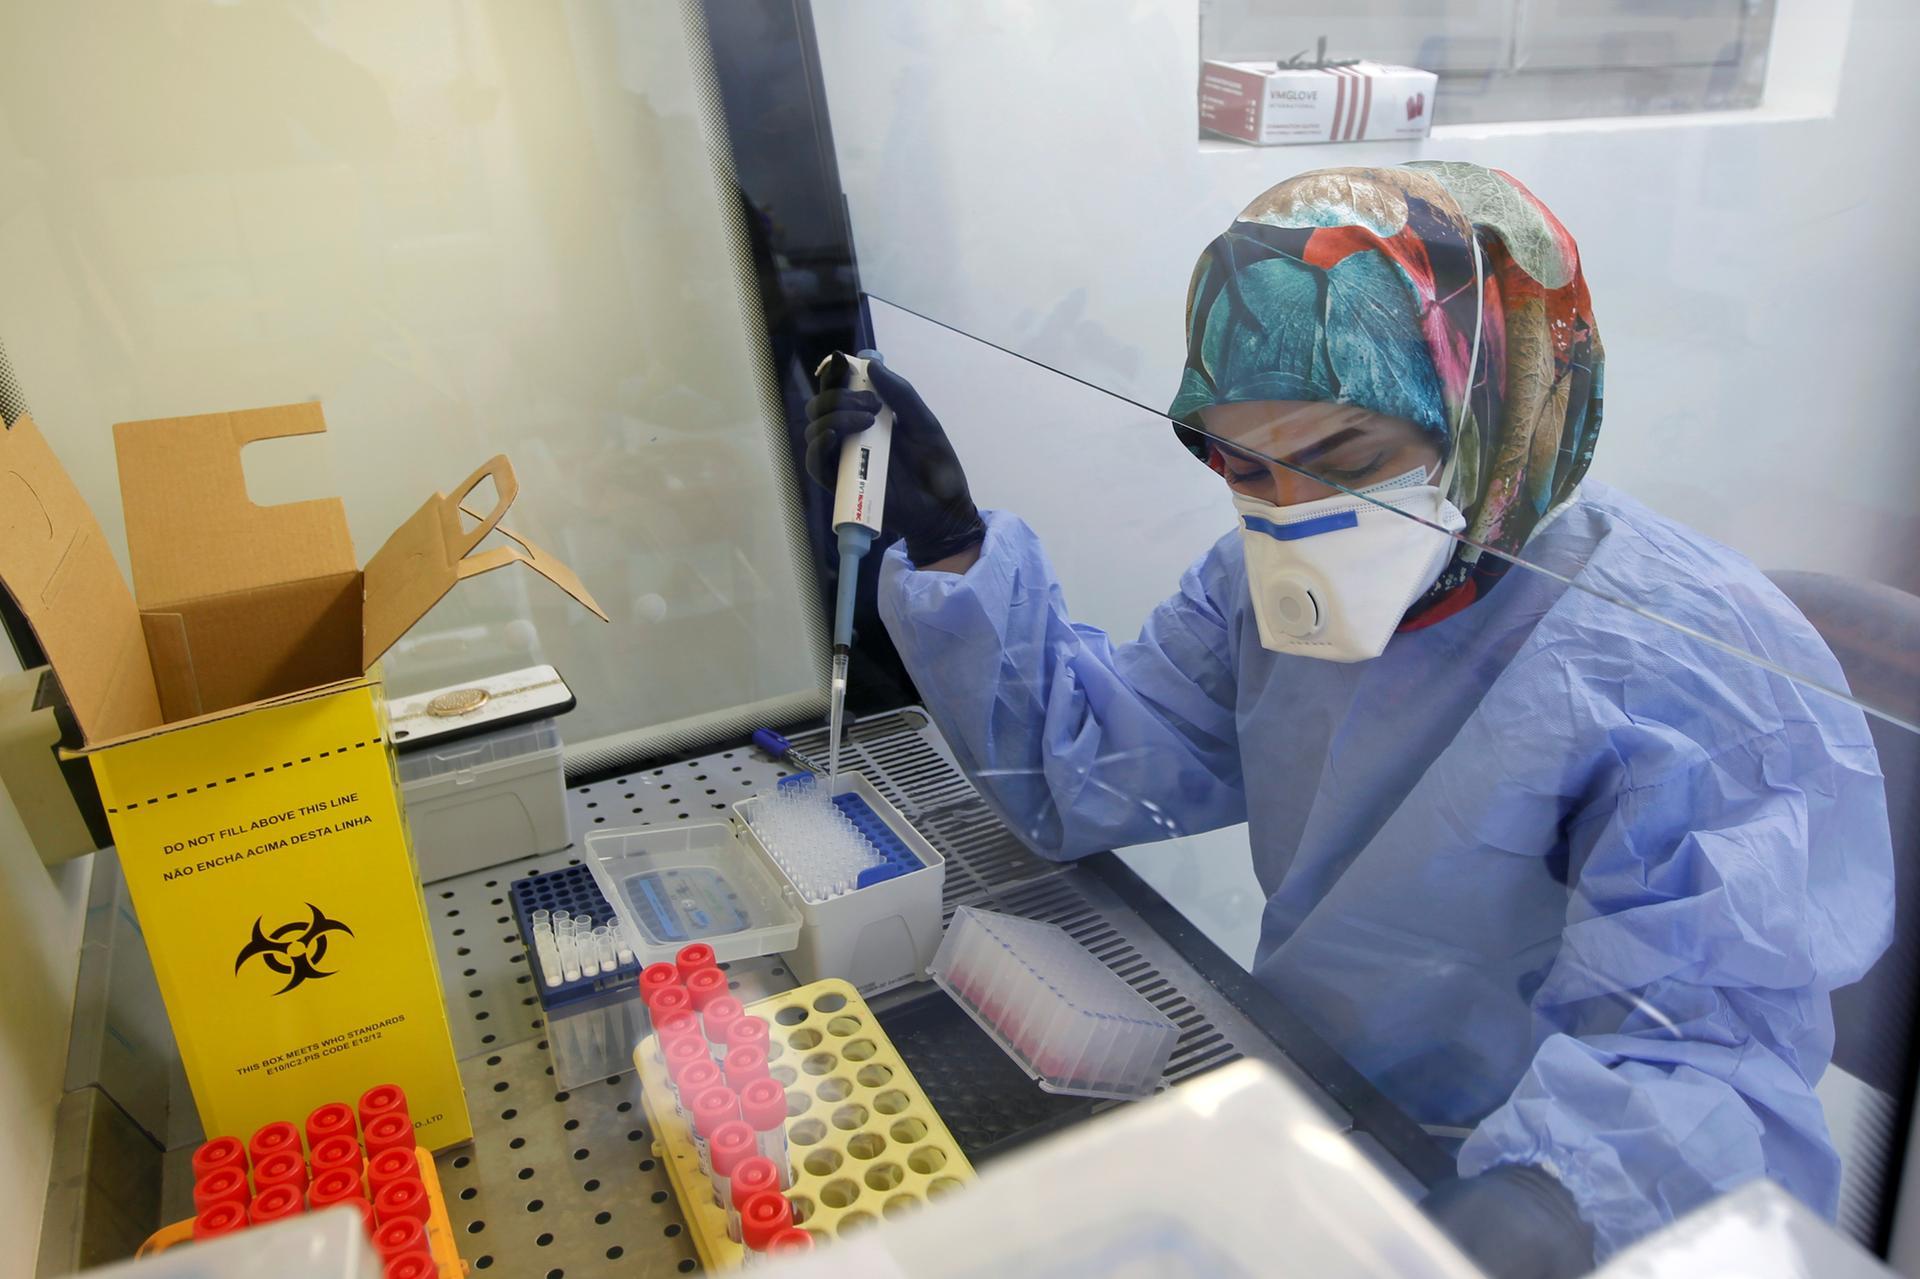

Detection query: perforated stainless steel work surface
(416, 711), (1376, 1275)
(437, 1038), (700, 1277)
(416, 743), (806, 1276)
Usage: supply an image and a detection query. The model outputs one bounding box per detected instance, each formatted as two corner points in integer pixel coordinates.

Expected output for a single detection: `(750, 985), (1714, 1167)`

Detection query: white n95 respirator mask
(1233, 466), (1465, 662)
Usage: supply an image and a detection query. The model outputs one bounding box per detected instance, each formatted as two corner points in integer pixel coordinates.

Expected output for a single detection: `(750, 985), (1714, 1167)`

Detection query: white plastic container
(736, 773), (945, 996)
(398, 718), (570, 880)
(77, 1207), (382, 1277)
(930, 905), (1179, 1100)
(747, 1059), (1486, 1279)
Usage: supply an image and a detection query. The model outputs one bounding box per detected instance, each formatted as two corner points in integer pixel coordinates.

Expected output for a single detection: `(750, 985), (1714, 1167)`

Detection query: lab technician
(806, 163), (1893, 1276)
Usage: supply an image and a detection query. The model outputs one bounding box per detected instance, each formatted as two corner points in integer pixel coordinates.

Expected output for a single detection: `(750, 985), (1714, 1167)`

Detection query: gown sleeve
(1457, 641), (1894, 1258)
(878, 510), (1248, 858)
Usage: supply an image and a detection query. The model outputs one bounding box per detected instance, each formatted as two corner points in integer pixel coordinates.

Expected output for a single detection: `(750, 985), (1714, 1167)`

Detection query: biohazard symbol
(234, 903), (355, 995)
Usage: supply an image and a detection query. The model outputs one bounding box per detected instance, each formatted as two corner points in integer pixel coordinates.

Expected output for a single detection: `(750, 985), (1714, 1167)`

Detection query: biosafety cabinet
(4, 1), (1918, 1277)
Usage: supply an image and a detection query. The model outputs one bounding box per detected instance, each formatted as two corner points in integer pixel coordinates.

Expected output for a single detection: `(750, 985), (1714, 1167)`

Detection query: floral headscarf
(1169, 162), (1604, 628)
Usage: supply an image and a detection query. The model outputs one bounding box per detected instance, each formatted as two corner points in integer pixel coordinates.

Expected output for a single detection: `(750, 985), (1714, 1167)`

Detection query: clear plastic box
(398, 719), (569, 880)
(585, 821), (802, 964)
(929, 905), (1179, 1100)
(396, 718), (561, 782)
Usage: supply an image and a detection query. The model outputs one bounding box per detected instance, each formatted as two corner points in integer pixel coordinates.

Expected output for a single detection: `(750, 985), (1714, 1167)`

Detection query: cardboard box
(1200, 59), (1437, 145)
(0, 403), (607, 1150)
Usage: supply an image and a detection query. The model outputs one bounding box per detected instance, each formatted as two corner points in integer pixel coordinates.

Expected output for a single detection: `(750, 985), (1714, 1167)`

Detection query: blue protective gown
(877, 481), (1893, 1257)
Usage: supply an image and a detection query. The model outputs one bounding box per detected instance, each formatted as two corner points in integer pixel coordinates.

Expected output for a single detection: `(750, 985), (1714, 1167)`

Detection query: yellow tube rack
(636, 977), (974, 1268)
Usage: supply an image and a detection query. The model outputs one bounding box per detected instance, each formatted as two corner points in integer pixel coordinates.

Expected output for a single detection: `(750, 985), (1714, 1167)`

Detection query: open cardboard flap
(113, 403), (356, 605)
(0, 417), (162, 743)
(361, 455), (608, 669)
(114, 404), (368, 720)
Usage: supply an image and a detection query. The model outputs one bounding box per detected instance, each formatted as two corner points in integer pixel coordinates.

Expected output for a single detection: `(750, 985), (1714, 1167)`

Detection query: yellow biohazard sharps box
(0, 403), (607, 1151)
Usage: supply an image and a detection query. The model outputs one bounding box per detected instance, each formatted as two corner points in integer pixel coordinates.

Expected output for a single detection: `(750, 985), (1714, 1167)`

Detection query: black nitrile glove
(805, 353), (985, 567)
(1424, 1165), (1596, 1279)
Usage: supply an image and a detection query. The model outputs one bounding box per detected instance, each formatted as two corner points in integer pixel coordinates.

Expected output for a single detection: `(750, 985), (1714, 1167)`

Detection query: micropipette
(815, 351), (894, 789)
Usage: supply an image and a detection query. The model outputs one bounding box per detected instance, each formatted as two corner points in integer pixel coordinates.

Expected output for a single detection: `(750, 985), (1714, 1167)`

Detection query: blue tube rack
(508, 864), (641, 1009)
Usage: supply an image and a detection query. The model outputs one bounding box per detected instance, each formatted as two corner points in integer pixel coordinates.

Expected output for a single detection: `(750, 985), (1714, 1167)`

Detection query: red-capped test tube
(312, 1133), (364, 1176)
(253, 1148), (309, 1194)
(702, 996), (745, 1063)
(723, 1043), (770, 1092)
(665, 1036), (714, 1116)
(640, 961), (682, 998)
(674, 1059), (722, 1123)
(726, 1014), (771, 1059)
(685, 965), (728, 1011)
(690, 1085), (740, 1175)
(655, 1008), (704, 1053)
(249, 1183), (305, 1226)
(368, 1146), (420, 1195)
(310, 1165), (368, 1210)
(768, 1227), (815, 1255)
(740, 1190), (794, 1253)
(375, 1175), (432, 1226)
(191, 1136), (248, 1184)
(707, 1120), (756, 1219)
(358, 1084), (411, 1133)
(306, 1101), (358, 1151)
(675, 942), (716, 981)
(374, 1215), (432, 1266)
(248, 1121), (301, 1167)
(364, 1111), (416, 1157)
(739, 1075), (792, 1188)
(646, 982), (693, 1024)
(192, 1200), (249, 1242)
(386, 1255), (437, 1279)
(728, 1155), (781, 1245)
(192, 1167), (251, 1216)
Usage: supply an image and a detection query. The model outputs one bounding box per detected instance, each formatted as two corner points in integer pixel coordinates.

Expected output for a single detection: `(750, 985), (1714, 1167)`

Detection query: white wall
(815, 0), (1920, 602)
(820, 0), (1920, 970)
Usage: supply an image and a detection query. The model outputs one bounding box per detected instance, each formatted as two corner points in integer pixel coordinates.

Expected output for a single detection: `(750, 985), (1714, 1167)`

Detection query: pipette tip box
(738, 772), (945, 994)
(929, 905), (1179, 1100)
(772, 773), (922, 888)
(399, 718), (570, 881)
